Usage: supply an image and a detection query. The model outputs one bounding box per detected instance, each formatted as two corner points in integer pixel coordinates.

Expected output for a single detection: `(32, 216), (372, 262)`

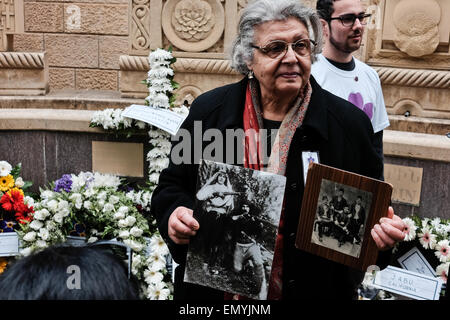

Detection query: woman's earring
(248, 70), (254, 79)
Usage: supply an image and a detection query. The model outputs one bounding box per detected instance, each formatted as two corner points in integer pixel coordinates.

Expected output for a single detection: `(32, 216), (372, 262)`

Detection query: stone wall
(3, 0), (129, 91)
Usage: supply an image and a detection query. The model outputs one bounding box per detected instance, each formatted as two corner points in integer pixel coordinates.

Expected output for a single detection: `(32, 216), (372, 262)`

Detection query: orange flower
(0, 258), (8, 274)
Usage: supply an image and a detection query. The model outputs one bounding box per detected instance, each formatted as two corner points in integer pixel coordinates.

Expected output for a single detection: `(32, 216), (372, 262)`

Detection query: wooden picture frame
(295, 163), (393, 271)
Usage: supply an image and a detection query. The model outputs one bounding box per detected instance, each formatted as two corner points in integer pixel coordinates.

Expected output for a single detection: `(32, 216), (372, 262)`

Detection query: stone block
(119, 69), (148, 99)
(99, 36), (128, 70)
(12, 33), (44, 52)
(49, 67), (75, 90)
(76, 69), (118, 91)
(0, 52), (48, 95)
(44, 34), (98, 68)
(24, 2), (64, 32)
(64, 4), (128, 35)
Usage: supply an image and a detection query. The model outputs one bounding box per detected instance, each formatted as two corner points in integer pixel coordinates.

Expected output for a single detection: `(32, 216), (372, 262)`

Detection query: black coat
(150, 76), (386, 300)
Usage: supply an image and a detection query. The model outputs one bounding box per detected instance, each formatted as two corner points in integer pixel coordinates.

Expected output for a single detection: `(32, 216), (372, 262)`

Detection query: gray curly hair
(230, 0), (323, 75)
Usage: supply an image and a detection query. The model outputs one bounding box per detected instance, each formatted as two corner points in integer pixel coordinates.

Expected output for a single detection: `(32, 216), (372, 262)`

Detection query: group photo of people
(311, 180), (372, 258)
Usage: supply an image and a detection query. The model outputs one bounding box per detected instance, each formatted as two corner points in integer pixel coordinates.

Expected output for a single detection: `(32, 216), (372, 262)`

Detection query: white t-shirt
(311, 54), (389, 133)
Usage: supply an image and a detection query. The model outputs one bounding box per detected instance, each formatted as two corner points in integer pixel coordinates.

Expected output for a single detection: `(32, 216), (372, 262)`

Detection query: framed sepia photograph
(184, 159), (286, 299)
(295, 163), (393, 271)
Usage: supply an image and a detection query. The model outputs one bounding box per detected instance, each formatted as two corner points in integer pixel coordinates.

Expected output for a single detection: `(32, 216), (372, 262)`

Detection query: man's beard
(329, 29), (362, 54)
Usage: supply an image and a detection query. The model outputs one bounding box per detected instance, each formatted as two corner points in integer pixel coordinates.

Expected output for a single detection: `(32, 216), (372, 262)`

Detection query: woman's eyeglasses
(251, 39), (316, 59)
(328, 13), (372, 27)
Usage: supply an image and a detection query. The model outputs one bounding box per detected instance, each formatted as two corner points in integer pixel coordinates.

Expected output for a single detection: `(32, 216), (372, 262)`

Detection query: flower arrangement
(0, 161), (34, 232)
(90, 48), (188, 190)
(401, 216), (450, 284)
(16, 171), (173, 300)
(86, 48), (193, 299)
(359, 215), (449, 300)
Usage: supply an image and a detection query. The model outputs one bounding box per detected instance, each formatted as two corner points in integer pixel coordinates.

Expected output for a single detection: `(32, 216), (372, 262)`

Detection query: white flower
(41, 190), (55, 200)
(119, 230), (130, 239)
(435, 240), (450, 263)
(436, 262), (449, 283)
(118, 219), (128, 228)
(109, 195), (120, 204)
(136, 121), (147, 129)
(123, 239), (143, 252)
(114, 211), (126, 220)
(69, 193), (83, 209)
(53, 213), (64, 224)
(29, 220), (44, 231)
(149, 235), (169, 256)
(92, 173), (121, 189)
(20, 247), (33, 256)
(47, 199), (58, 212)
(418, 227), (437, 250)
(36, 240), (47, 248)
(38, 228), (50, 241)
(24, 196), (35, 208)
(125, 216), (136, 227)
(144, 270), (164, 285)
(0, 161), (12, 176)
(402, 218), (417, 241)
(88, 237), (98, 243)
(147, 281), (170, 300)
(130, 226), (143, 237)
(46, 220), (56, 231)
(33, 209), (49, 221)
(14, 177), (25, 188)
(431, 217), (441, 229)
(147, 252), (167, 271)
(83, 200), (92, 210)
(97, 191), (108, 201)
(23, 231), (37, 242)
(103, 203), (115, 213)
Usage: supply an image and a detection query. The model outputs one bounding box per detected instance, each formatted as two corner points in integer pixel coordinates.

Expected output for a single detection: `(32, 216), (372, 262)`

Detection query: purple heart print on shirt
(348, 92), (373, 120)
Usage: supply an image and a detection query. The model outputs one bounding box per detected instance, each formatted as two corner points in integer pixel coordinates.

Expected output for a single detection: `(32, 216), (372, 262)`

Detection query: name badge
(397, 247), (436, 278)
(302, 151), (319, 185)
(372, 265), (443, 300)
(122, 104), (186, 136)
(0, 232), (20, 257)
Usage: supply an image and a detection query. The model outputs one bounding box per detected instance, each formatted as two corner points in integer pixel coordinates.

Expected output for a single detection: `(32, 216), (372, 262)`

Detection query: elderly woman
(151, 0), (405, 300)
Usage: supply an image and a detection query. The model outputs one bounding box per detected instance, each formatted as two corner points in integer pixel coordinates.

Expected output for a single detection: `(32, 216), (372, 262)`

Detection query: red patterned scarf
(227, 79), (312, 300)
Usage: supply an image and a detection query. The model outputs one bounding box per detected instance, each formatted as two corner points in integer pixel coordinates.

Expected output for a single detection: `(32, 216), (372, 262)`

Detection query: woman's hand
(168, 206), (200, 245)
(371, 206), (406, 251)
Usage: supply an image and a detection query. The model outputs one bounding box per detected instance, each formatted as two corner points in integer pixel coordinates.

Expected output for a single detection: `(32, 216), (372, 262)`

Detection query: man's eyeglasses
(329, 13), (372, 27)
(252, 39), (317, 59)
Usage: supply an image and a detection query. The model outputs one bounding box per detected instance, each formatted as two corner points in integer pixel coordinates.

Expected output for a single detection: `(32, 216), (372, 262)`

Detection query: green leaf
(11, 163), (22, 179)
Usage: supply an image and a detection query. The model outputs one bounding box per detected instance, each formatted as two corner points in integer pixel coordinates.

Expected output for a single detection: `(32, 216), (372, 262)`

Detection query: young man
(312, 0), (389, 167)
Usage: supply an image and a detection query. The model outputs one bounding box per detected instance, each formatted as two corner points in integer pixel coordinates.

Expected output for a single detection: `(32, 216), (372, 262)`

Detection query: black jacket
(150, 76), (385, 300)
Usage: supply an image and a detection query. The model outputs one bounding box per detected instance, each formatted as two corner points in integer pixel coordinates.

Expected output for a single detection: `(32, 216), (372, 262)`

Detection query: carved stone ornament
(162, 0), (224, 52)
(393, 0), (441, 57)
(130, 0), (151, 55)
(173, 0), (213, 41)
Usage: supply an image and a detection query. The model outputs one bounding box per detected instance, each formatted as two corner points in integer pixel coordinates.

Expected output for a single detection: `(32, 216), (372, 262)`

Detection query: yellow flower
(0, 174), (14, 192)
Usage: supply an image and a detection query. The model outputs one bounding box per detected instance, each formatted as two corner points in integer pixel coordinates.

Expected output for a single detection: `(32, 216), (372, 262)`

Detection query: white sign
(372, 265), (443, 300)
(0, 232), (20, 256)
(122, 104), (186, 136)
(397, 247), (436, 278)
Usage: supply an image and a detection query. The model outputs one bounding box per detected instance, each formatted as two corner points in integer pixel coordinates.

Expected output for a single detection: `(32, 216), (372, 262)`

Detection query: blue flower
(54, 174), (73, 193)
(69, 223), (86, 237)
(0, 219), (15, 232)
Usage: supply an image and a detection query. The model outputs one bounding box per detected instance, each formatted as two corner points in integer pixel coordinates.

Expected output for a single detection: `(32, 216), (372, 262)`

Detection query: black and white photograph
(184, 159), (286, 299)
(311, 179), (372, 258)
